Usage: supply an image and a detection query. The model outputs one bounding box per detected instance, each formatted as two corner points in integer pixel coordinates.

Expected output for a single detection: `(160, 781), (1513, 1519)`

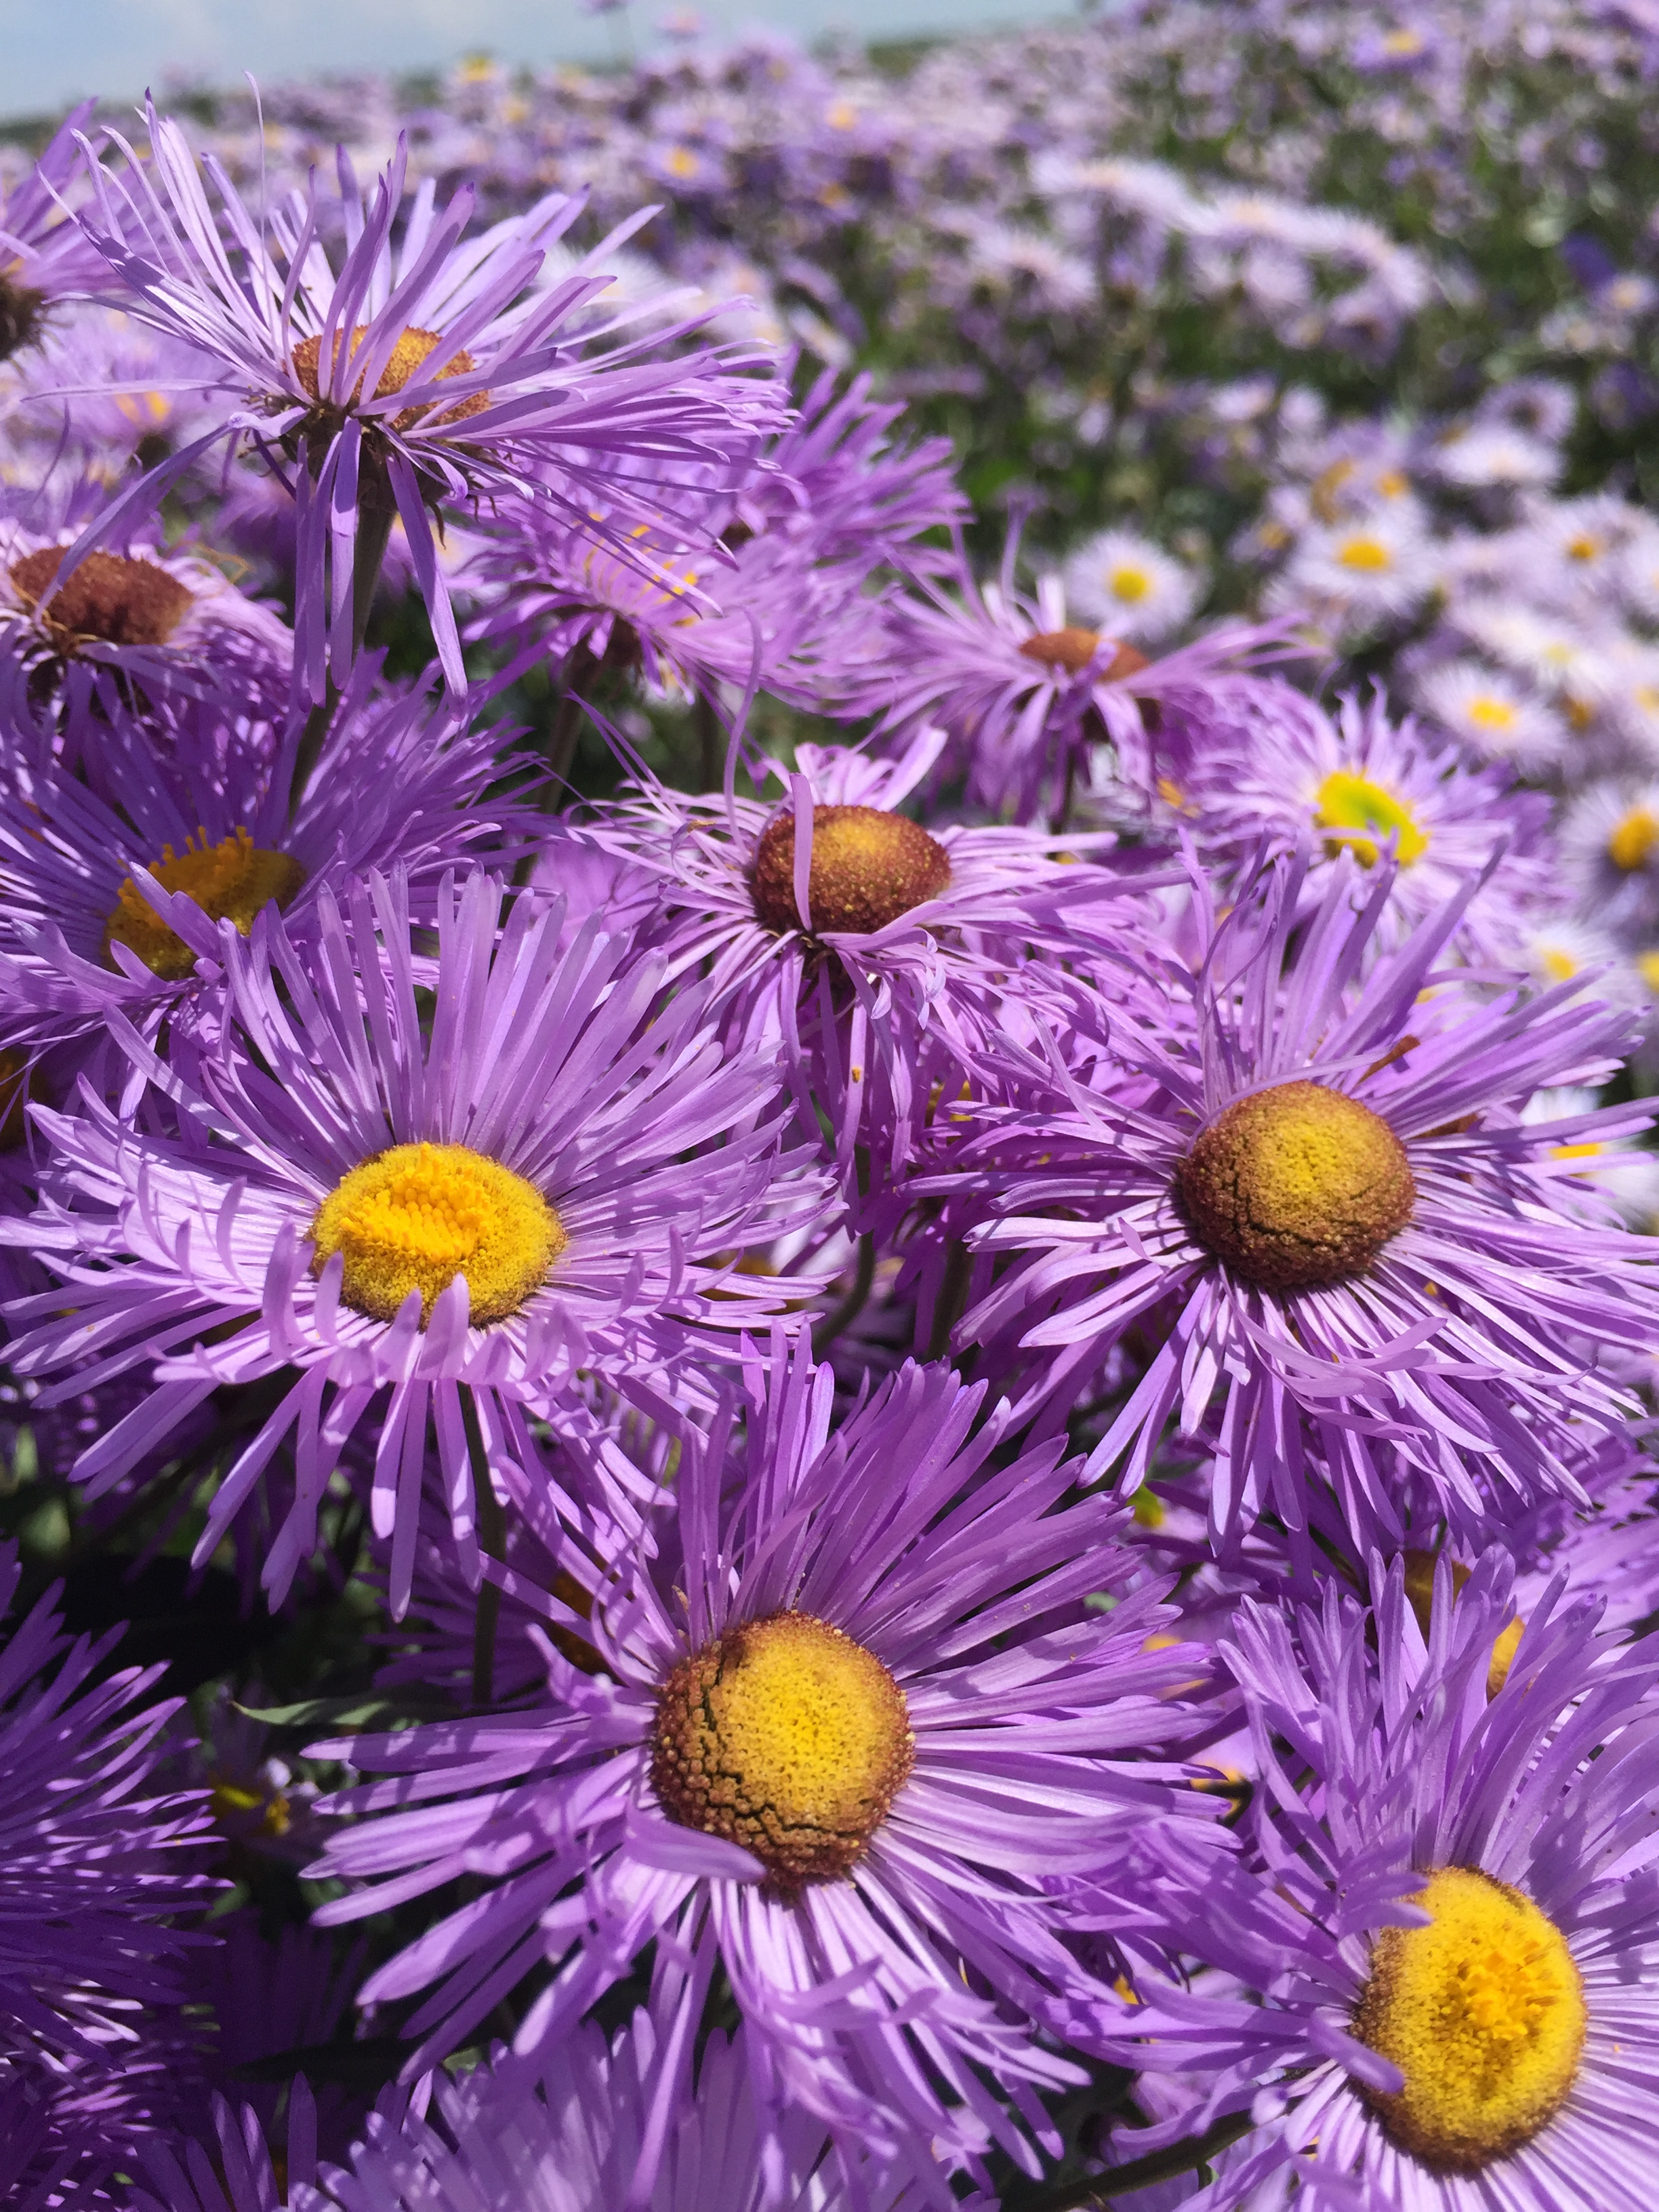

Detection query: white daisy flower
(1061, 527), (1200, 643)
(1424, 421), (1561, 491)
(1277, 505), (1438, 629)
(1414, 658), (1570, 768)
(1519, 914), (1637, 1001)
(1523, 1087), (1659, 1229)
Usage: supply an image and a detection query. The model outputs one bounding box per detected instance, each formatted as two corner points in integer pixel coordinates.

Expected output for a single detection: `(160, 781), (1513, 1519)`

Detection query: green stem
(926, 1240), (972, 1362)
(694, 689), (722, 792)
(462, 1387), (507, 1708)
(1013, 2111), (1256, 2212)
(542, 642), (598, 804)
(812, 1232), (876, 1357)
(289, 493), (396, 819)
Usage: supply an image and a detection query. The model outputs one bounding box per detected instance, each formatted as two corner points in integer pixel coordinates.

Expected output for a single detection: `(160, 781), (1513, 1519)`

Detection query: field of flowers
(3, 0), (1659, 2205)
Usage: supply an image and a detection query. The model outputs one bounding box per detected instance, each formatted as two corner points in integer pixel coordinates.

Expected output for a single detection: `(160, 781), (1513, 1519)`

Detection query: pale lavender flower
(1189, 1554), (1659, 2212)
(68, 106), (786, 697)
(586, 730), (1170, 1201)
(305, 2009), (976, 2211)
(0, 105), (110, 363)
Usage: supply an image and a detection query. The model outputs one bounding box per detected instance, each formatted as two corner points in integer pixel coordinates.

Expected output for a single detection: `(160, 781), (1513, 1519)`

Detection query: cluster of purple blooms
(1, 10), (1659, 2211)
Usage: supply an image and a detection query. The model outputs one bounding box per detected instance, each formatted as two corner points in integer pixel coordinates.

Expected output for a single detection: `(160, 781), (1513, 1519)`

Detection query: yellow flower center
(1176, 1080), (1416, 1293)
(1637, 950), (1659, 994)
(1541, 947), (1580, 982)
(651, 1610), (914, 1893)
(309, 1141), (566, 1328)
(12, 546), (194, 653)
(750, 804), (951, 937)
(1315, 769), (1428, 867)
(1400, 1551), (1525, 1699)
(1382, 26), (1425, 54)
(1353, 1866), (1586, 2173)
(102, 830), (306, 981)
(1109, 564), (1152, 604)
(1607, 806), (1659, 873)
(1336, 534), (1393, 572)
(1566, 533), (1601, 562)
(1467, 696), (1518, 733)
(291, 325), (489, 431)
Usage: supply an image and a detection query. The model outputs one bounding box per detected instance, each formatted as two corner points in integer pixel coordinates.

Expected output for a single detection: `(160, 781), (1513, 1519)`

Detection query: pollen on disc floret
(750, 803), (951, 937)
(309, 1141), (567, 1329)
(11, 546), (194, 652)
(1175, 1078), (1416, 1293)
(1315, 768), (1429, 867)
(1352, 1866), (1586, 2173)
(290, 325), (490, 435)
(102, 830), (307, 981)
(650, 1610), (915, 1893)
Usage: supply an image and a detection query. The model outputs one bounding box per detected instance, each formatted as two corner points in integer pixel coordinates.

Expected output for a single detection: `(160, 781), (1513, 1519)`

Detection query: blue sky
(1, 0), (1072, 120)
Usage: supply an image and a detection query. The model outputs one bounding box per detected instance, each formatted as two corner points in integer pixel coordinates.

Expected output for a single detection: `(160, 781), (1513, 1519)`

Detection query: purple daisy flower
(0, 1539), (216, 2079)
(3, 867), (827, 1612)
(840, 530), (1297, 824)
(307, 1348), (1233, 2174)
(0, 518), (291, 752)
(0, 104), (110, 365)
(1188, 1553), (1659, 2211)
(0, 665), (533, 1069)
(587, 731), (1169, 1202)
(461, 365), (960, 726)
(1172, 686), (1557, 965)
(724, 363), (966, 572)
(305, 2009), (979, 2212)
(68, 106), (786, 698)
(912, 851), (1659, 1561)
(459, 508), (871, 729)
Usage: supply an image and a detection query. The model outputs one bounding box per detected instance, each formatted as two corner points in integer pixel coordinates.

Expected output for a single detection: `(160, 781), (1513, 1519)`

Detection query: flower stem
(1012, 2110), (1255, 2211)
(695, 689), (722, 791)
(926, 1240), (972, 1361)
(462, 1386), (507, 1708)
(813, 1232), (876, 1355)
(289, 493), (396, 818)
(543, 642), (598, 803)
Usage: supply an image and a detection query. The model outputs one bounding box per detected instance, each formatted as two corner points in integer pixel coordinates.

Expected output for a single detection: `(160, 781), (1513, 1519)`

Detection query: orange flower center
(289, 325), (490, 432)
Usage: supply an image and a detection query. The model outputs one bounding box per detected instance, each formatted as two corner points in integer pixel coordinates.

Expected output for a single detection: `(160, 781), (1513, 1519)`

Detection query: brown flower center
(651, 1610), (914, 1893)
(1019, 627), (1151, 679)
(750, 804), (951, 937)
(11, 548), (194, 653)
(289, 325), (490, 432)
(1176, 1080), (1415, 1293)
(0, 275), (47, 364)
